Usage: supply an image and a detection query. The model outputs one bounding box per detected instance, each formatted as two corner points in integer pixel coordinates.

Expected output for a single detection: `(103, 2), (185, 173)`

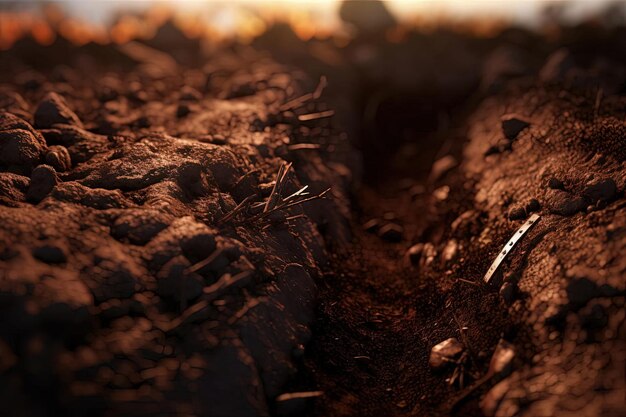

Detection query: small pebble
(488, 340), (515, 377)
(429, 338), (464, 370)
(45, 145), (72, 172)
(432, 185), (450, 201)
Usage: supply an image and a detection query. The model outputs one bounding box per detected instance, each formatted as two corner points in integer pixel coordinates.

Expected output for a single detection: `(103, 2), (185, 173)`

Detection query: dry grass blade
(160, 300), (210, 333)
(288, 143), (322, 151)
(227, 296), (264, 325)
(298, 110), (335, 122)
(282, 185), (309, 202)
(279, 76), (327, 111)
(185, 248), (224, 274)
(252, 188), (331, 222)
(276, 391), (324, 402)
(203, 270), (253, 297)
(219, 194), (257, 224)
(264, 162), (293, 213)
(312, 75), (328, 99)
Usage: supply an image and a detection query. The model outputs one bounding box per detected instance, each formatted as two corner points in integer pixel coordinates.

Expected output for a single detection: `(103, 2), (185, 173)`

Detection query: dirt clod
(34, 92), (83, 129)
(501, 115), (530, 140)
(26, 164), (58, 203)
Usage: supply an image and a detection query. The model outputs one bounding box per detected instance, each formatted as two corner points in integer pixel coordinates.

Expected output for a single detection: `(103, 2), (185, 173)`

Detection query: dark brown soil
(1, 10), (626, 417)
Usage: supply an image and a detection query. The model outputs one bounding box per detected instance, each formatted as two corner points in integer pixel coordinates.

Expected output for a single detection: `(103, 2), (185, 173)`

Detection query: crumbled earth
(292, 43), (626, 417)
(0, 41), (352, 417)
(1, 12), (626, 417)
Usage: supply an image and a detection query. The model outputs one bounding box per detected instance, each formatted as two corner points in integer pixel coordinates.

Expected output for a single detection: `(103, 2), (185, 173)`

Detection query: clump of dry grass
(219, 162), (330, 225)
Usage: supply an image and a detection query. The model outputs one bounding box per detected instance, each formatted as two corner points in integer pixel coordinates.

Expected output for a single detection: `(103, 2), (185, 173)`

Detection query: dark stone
(26, 164), (58, 203)
(501, 115), (530, 140)
(378, 223), (403, 242)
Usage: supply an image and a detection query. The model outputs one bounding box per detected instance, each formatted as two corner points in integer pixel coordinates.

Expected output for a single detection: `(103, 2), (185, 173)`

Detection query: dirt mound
(461, 84), (626, 417)
(0, 44), (352, 417)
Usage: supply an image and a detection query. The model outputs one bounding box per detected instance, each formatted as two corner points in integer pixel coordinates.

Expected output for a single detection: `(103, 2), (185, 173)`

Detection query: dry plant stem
(219, 194), (257, 224)
(203, 270), (253, 296)
(279, 75), (327, 111)
(185, 248), (224, 274)
(298, 110), (335, 122)
(264, 162), (293, 213)
(249, 188), (331, 223)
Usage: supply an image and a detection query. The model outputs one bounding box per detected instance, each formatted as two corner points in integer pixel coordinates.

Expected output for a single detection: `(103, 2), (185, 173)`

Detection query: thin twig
(288, 143), (322, 151)
(250, 188), (330, 222)
(227, 296), (264, 325)
(457, 278), (480, 287)
(203, 270), (253, 296)
(279, 76), (327, 111)
(264, 162), (293, 212)
(185, 248), (224, 274)
(298, 110), (335, 122)
(219, 194), (258, 224)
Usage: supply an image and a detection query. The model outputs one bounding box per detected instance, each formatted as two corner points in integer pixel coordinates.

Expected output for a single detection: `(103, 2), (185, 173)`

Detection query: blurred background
(1, 0), (625, 49)
(2, 0), (626, 179)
